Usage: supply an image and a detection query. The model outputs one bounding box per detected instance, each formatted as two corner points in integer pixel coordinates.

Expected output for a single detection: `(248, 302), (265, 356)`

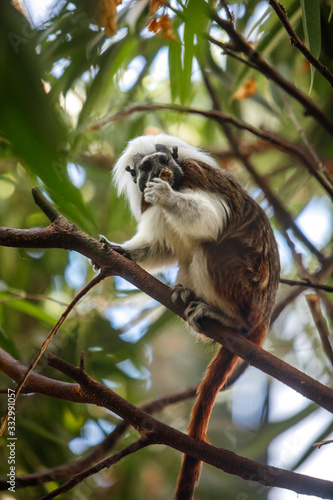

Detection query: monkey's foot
(171, 284), (197, 305)
(185, 301), (236, 333)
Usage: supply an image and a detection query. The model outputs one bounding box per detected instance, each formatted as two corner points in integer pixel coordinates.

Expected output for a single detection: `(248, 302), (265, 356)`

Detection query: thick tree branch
(42, 354), (333, 500)
(0, 348), (88, 403)
(37, 355), (333, 498)
(1, 348), (332, 497)
(0, 190), (332, 413)
(0, 349), (248, 488)
(1, 193), (333, 497)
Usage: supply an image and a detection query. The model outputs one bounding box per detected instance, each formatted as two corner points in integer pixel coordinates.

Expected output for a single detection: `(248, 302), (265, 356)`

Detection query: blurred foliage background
(0, 0), (332, 499)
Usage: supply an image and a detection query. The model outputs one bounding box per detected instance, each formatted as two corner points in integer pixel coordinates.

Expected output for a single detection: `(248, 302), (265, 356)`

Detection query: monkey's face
(125, 144), (184, 193)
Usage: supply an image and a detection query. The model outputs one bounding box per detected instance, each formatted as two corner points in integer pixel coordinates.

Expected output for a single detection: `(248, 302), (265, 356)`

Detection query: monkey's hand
(99, 235), (132, 258)
(91, 236), (132, 271)
(144, 178), (172, 205)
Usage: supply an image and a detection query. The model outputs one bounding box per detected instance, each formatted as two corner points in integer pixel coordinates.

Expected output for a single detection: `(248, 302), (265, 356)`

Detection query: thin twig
(39, 437), (151, 500)
(281, 279), (333, 293)
(272, 257), (333, 323)
(268, 0), (333, 87)
(0, 271), (109, 436)
(282, 94), (333, 186)
(200, 71), (325, 261)
(212, 12), (333, 135)
(282, 228), (311, 278)
(92, 103), (333, 200)
(306, 294), (333, 368)
(314, 438), (333, 448)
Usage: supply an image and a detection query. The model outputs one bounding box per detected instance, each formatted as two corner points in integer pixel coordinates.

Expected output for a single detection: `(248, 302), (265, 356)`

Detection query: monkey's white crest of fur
(112, 134), (219, 220)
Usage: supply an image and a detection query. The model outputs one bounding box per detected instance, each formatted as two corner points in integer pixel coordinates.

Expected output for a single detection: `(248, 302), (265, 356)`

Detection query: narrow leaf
(300, 0), (321, 91)
(168, 41), (182, 101)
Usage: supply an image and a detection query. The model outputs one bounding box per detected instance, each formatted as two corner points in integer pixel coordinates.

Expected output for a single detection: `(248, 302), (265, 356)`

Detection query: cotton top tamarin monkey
(106, 133), (280, 500)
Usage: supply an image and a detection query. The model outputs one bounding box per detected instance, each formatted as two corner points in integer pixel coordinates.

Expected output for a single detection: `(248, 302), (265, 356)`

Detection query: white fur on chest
(138, 204), (199, 262)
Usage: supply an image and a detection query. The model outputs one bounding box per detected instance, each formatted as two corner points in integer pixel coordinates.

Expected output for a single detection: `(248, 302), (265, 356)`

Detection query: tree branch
(1, 191), (333, 497)
(39, 437), (151, 500)
(268, 0), (333, 87)
(272, 256), (333, 323)
(0, 350), (248, 488)
(212, 12), (333, 135)
(0, 270), (108, 436)
(200, 70), (326, 262)
(0, 190), (332, 413)
(92, 103), (333, 201)
(306, 294), (333, 368)
(280, 279), (333, 293)
(42, 354), (333, 500)
(0, 348), (88, 403)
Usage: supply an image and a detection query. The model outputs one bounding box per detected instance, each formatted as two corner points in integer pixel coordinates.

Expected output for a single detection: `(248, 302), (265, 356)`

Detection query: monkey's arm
(100, 210), (177, 271)
(144, 178), (229, 240)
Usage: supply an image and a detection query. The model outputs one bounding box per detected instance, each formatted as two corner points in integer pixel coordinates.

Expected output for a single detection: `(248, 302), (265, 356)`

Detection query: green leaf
(235, 1), (301, 91)
(329, 1), (333, 22)
(2, 298), (60, 327)
(78, 37), (138, 125)
(300, 0), (321, 91)
(169, 40), (183, 101)
(0, 3), (95, 233)
(180, 0), (210, 104)
(19, 418), (70, 445)
(181, 14), (195, 104)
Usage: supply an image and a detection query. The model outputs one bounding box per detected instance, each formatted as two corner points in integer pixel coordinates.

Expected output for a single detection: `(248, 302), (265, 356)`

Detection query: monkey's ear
(125, 165), (137, 182)
(155, 144), (170, 155)
(172, 146), (178, 160)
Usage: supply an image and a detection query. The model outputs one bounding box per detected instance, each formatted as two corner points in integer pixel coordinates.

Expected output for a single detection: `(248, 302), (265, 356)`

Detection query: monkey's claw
(99, 234), (111, 248)
(185, 301), (228, 333)
(98, 235), (131, 259)
(185, 301), (208, 332)
(171, 284), (196, 304)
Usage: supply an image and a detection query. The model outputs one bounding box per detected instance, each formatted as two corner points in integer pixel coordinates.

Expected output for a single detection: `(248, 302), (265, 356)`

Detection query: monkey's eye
(160, 155), (167, 164)
(139, 159), (152, 172)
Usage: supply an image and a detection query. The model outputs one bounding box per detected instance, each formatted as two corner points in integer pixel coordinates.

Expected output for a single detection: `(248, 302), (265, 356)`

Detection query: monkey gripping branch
(0, 186), (332, 500)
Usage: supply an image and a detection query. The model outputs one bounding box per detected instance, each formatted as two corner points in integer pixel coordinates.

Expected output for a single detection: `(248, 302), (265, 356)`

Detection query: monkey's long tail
(174, 325), (266, 500)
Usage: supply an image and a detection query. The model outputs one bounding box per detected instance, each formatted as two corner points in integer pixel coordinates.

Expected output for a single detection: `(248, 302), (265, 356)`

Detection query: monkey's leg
(185, 300), (244, 334)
